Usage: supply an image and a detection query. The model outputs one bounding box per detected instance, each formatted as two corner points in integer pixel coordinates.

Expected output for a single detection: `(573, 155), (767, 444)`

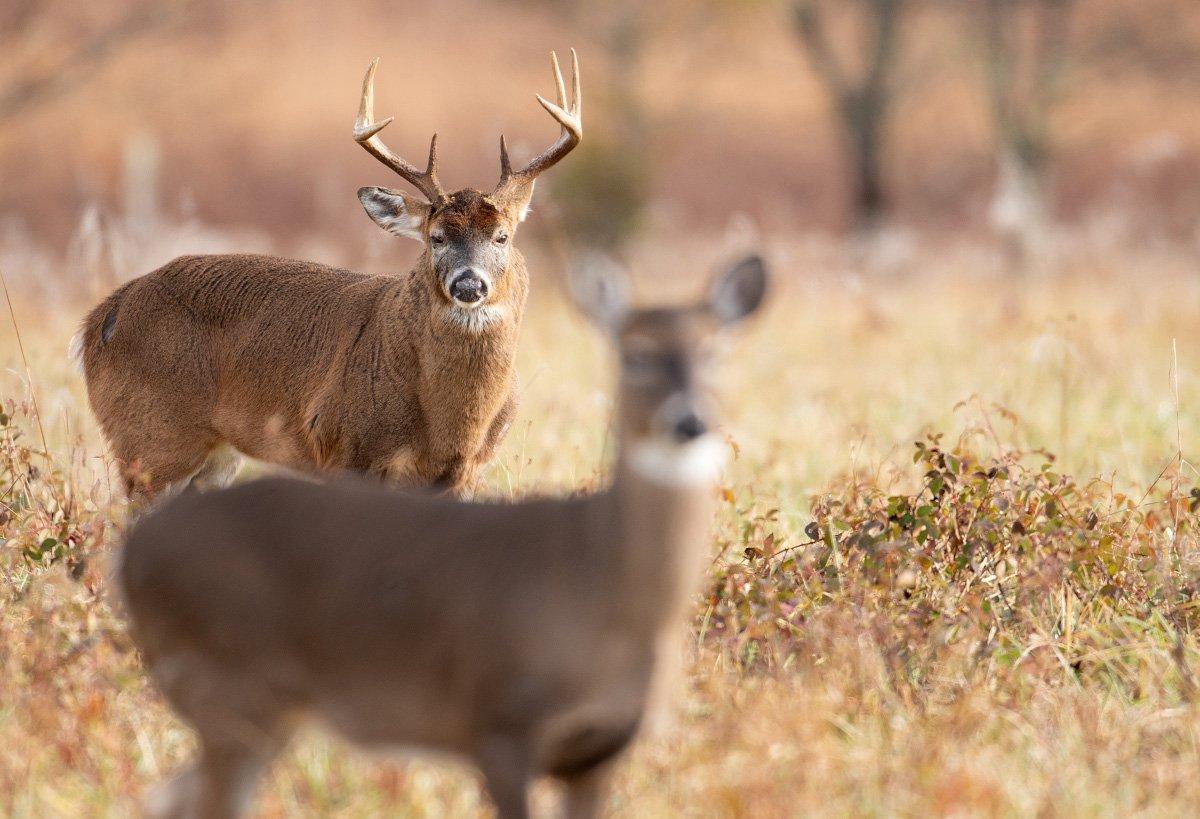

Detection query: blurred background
(9, 6), (1200, 814)
(2, 0), (1199, 297)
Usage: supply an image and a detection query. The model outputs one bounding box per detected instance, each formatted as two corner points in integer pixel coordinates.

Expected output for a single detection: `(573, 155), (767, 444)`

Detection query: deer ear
(707, 255), (769, 325)
(567, 252), (630, 331)
(493, 179), (536, 223)
(358, 186), (431, 241)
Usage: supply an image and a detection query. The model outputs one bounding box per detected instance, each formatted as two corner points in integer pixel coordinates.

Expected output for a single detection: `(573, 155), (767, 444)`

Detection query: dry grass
(4, 234), (1200, 816)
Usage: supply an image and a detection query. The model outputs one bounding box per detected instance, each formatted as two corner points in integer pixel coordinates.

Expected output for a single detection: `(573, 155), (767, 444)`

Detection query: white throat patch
(628, 434), (728, 487)
(445, 304), (506, 333)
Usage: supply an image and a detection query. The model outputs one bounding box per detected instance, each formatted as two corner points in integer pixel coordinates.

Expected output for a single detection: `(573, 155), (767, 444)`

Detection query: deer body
(122, 467), (710, 816)
(119, 256), (769, 818)
(80, 53), (581, 498)
(80, 246), (524, 492)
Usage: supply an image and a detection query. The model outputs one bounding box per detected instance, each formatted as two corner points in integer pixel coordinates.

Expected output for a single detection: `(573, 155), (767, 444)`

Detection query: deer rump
(79, 253), (450, 483)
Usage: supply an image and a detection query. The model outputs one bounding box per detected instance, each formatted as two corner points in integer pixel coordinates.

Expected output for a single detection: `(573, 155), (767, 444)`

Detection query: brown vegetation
(4, 0), (1200, 814)
(6, 241), (1200, 813)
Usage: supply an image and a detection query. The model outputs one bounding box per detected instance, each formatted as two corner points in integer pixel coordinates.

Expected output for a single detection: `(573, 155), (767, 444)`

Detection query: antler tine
(551, 49), (568, 110)
(496, 48), (582, 189)
(354, 58), (446, 205)
(572, 47), (581, 116)
(499, 134), (513, 179)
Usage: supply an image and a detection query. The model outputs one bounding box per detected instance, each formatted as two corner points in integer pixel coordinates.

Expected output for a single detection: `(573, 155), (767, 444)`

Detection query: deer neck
(375, 255), (524, 447)
(605, 433), (723, 627)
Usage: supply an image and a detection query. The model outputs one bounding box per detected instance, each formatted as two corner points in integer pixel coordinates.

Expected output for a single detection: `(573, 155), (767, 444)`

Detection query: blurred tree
(1081, 0), (1200, 85)
(981, 0), (1075, 264)
(551, 5), (649, 253)
(0, 0), (197, 125)
(791, 0), (907, 233)
(513, 0), (651, 255)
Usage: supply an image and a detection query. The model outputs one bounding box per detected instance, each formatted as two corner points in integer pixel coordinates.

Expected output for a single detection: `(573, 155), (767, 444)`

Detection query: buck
(119, 255), (769, 819)
(76, 51), (582, 499)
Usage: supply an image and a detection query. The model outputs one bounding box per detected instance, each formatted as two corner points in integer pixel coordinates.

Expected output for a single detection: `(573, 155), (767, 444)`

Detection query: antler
(497, 49), (582, 189)
(354, 58), (446, 205)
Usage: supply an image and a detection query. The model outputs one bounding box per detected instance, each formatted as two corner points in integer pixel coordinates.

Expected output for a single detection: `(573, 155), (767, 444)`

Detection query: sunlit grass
(5, 237), (1200, 816)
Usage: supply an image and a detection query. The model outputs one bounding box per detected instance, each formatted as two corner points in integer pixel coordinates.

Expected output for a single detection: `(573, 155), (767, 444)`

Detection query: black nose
(450, 272), (488, 304)
(673, 412), (707, 442)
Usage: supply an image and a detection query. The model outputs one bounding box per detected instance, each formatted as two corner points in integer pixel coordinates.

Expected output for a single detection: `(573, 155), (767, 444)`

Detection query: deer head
(355, 51), (582, 311)
(569, 255), (770, 485)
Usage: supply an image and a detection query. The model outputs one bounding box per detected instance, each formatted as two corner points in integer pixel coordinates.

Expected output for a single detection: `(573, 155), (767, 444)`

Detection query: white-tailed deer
(119, 255), (769, 819)
(78, 51), (582, 499)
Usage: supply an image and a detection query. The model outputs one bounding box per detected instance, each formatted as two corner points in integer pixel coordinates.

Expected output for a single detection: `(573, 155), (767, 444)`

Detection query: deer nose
(450, 271), (488, 304)
(673, 412), (707, 443)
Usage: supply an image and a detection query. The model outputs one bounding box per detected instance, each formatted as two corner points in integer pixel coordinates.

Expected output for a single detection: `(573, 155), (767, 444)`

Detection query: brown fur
(117, 255), (768, 819)
(80, 190), (529, 498)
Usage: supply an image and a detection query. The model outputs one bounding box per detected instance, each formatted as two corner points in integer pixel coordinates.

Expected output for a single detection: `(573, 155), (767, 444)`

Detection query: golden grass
(4, 237), (1200, 816)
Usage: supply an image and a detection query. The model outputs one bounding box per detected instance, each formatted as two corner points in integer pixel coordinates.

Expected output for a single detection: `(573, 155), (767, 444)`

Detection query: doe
(119, 255), (769, 818)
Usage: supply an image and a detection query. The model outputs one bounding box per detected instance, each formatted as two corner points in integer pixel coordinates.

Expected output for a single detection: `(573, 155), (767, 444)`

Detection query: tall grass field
(4, 235), (1200, 816)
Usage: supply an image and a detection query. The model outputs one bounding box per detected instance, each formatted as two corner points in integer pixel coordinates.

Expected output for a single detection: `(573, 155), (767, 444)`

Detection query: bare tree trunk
(793, 0), (905, 233)
(847, 95), (887, 231)
(990, 147), (1047, 267)
(543, 1), (650, 253)
(982, 0), (1074, 268)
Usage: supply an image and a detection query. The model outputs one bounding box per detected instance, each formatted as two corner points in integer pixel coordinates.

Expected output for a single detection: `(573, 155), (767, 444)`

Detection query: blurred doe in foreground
(117, 255), (768, 819)
(75, 51), (582, 501)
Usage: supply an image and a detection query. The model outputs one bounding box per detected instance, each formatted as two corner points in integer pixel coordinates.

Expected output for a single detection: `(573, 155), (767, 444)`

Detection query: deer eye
(494, 232), (509, 245)
(430, 233), (446, 246)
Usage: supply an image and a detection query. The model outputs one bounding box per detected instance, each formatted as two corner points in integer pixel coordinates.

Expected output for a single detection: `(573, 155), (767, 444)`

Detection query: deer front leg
(442, 393), (515, 499)
(476, 735), (534, 819)
(370, 446), (421, 486)
(561, 761), (616, 819)
(410, 394), (515, 498)
(478, 391), (518, 466)
(432, 456), (479, 500)
(383, 448), (476, 498)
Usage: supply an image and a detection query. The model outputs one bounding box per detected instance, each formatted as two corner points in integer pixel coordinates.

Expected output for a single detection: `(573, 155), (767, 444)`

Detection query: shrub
(705, 413), (1200, 705)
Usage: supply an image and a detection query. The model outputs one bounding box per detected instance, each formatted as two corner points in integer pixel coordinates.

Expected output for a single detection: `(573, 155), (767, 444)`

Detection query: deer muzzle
(654, 391), (715, 446)
(449, 270), (490, 306)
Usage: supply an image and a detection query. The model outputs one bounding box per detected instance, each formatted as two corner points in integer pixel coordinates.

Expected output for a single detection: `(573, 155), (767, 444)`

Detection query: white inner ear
(362, 191), (424, 240)
(710, 279), (744, 324)
(708, 258), (766, 324)
(377, 203), (424, 240)
(710, 271), (760, 324)
(515, 179), (535, 222)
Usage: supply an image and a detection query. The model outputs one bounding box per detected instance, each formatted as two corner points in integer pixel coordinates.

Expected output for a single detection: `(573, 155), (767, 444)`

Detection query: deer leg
(147, 732), (281, 819)
(146, 653), (292, 819)
(479, 392), (517, 465)
(560, 761), (616, 819)
(187, 443), (244, 492)
(369, 446), (419, 486)
(476, 736), (533, 819)
(416, 454), (477, 499)
(442, 463), (481, 500)
(118, 442), (213, 505)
